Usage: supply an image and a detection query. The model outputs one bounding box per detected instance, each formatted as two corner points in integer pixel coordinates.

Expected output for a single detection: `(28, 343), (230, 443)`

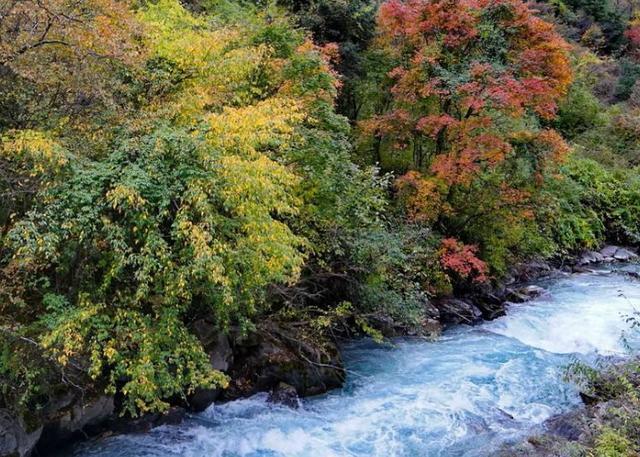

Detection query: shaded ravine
(61, 265), (640, 457)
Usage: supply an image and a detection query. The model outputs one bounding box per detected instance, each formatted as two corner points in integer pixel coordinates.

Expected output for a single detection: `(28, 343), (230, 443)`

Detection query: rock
(110, 407), (186, 434)
(613, 247), (638, 261)
(572, 265), (595, 274)
(518, 285), (546, 299)
(504, 288), (530, 303)
(187, 320), (234, 412)
(600, 245), (619, 257)
(473, 293), (507, 320)
(192, 320), (233, 372)
(578, 250), (604, 265)
(36, 395), (115, 452)
(0, 410), (42, 457)
(599, 245), (638, 262)
(509, 260), (553, 283)
(544, 410), (586, 441)
(268, 382), (300, 408)
(435, 298), (483, 325)
(188, 387), (220, 413)
(223, 323), (345, 401)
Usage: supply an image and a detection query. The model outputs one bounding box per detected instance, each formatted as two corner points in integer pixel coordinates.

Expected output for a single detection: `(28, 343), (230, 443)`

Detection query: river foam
(63, 265), (640, 457)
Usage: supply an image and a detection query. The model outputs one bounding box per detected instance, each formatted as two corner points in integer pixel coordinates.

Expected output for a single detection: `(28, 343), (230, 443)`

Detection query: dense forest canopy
(0, 0), (639, 452)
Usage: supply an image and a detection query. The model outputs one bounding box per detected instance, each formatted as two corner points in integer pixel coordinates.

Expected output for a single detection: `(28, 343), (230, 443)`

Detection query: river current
(63, 264), (640, 457)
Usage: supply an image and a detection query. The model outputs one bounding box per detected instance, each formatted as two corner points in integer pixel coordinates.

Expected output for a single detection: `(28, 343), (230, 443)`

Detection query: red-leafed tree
(360, 0), (573, 280)
(362, 0), (572, 191)
(364, 0), (571, 174)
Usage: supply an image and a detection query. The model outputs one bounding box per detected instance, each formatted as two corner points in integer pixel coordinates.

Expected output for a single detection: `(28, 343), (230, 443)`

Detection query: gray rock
(504, 288), (531, 303)
(187, 321), (234, 411)
(0, 410), (42, 457)
(518, 285), (547, 299)
(600, 245), (619, 257)
(268, 382), (300, 408)
(473, 293), (507, 320)
(110, 406), (186, 434)
(192, 320), (233, 372)
(223, 323), (345, 400)
(578, 251), (604, 265)
(613, 247), (638, 261)
(37, 396), (114, 451)
(544, 410), (586, 441)
(435, 298), (483, 325)
(188, 388), (220, 412)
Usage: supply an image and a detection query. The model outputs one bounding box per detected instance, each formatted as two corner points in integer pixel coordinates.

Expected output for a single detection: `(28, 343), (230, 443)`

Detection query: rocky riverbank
(501, 357), (640, 457)
(2, 246), (637, 457)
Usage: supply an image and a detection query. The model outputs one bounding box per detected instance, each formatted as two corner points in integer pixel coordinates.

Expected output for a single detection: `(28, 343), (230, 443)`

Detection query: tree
(360, 0), (573, 277)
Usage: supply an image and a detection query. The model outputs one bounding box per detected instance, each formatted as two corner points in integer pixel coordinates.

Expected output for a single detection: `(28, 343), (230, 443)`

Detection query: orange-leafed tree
(361, 0), (573, 279)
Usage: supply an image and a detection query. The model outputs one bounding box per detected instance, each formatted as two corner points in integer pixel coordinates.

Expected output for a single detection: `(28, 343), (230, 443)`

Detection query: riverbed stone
(435, 298), (483, 325)
(268, 382), (300, 408)
(578, 250), (605, 265)
(613, 247), (638, 261)
(600, 245), (619, 257)
(187, 320), (234, 411)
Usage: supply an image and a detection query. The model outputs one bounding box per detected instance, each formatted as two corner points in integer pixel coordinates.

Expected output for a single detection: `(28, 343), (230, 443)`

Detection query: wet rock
(268, 382), (300, 408)
(544, 410), (586, 441)
(110, 406), (186, 434)
(572, 265), (596, 274)
(613, 247), (638, 261)
(188, 388), (221, 412)
(473, 293), (507, 320)
(504, 288), (531, 303)
(435, 298), (483, 325)
(0, 410), (42, 457)
(578, 250), (604, 265)
(599, 245), (638, 262)
(510, 260), (553, 283)
(36, 395), (115, 452)
(518, 285), (547, 299)
(223, 323), (345, 400)
(600, 245), (619, 257)
(192, 320), (233, 372)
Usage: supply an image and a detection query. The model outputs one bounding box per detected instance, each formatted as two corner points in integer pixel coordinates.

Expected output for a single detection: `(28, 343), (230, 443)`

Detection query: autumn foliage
(439, 238), (488, 283)
(362, 0), (573, 224)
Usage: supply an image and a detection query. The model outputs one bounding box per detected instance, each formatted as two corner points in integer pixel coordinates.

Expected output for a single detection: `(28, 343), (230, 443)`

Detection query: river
(62, 264), (640, 457)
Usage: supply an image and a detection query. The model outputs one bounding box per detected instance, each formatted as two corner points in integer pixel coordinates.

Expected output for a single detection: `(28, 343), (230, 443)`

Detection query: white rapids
(62, 265), (640, 457)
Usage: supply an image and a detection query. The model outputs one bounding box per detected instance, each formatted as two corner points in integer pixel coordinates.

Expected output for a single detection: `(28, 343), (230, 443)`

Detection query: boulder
(223, 323), (345, 401)
(613, 247), (638, 261)
(435, 298), (483, 325)
(473, 293), (507, 320)
(0, 410), (42, 457)
(504, 288), (531, 303)
(544, 410), (586, 441)
(192, 320), (233, 372)
(518, 285), (546, 299)
(268, 382), (300, 408)
(599, 245), (638, 262)
(187, 320), (234, 412)
(36, 395), (115, 452)
(578, 250), (604, 265)
(600, 245), (619, 257)
(109, 406), (186, 434)
(509, 260), (553, 283)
